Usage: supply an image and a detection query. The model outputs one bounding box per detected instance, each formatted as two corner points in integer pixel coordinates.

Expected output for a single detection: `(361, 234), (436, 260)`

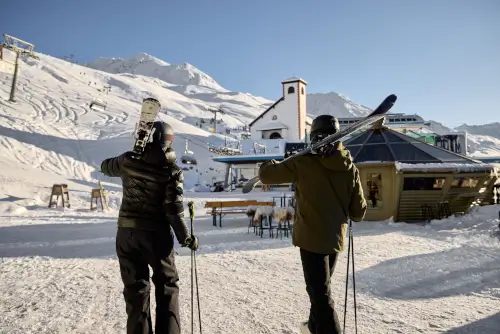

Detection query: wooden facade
(344, 123), (499, 223)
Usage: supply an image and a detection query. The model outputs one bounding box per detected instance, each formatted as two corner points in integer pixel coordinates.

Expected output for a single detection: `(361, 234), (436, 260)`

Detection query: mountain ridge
(0, 48), (498, 214)
(85, 54), (500, 136)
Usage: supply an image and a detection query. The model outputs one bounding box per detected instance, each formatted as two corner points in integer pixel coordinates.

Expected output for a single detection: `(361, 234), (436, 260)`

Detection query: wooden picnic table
(204, 200), (276, 227)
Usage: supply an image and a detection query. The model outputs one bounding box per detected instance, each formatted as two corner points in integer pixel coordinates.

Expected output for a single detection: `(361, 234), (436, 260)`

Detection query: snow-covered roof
(281, 76), (308, 85)
(344, 125), (480, 165)
(249, 97), (284, 127)
(254, 122), (288, 131)
(395, 162), (494, 173)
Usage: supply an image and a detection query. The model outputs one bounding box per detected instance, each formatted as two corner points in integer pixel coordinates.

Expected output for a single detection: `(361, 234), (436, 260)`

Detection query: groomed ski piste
(1, 201), (499, 333)
(1, 48), (500, 333)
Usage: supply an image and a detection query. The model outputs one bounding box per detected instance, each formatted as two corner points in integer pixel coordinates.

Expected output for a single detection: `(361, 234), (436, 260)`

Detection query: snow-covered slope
(1, 197), (499, 333)
(424, 120), (500, 157)
(307, 91), (372, 117)
(86, 53), (228, 93)
(0, 49), (269, 213)
(0, 48), (498, 214)
(84, 54), (500, 157)
(456, 122), (500, 141)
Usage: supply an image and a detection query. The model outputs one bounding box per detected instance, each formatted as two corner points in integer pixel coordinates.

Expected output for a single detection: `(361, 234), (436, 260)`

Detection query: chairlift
(180, 138), (198, 165)
(89, 98), (107, 111)
(89, 87), (109, 111)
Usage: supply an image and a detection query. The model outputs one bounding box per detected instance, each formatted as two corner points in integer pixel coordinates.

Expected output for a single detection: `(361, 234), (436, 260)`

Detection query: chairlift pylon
(180, 138), (198, 165)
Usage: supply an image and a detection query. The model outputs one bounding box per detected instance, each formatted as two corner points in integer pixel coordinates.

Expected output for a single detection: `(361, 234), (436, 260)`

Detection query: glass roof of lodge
(343, 127), (480, 164)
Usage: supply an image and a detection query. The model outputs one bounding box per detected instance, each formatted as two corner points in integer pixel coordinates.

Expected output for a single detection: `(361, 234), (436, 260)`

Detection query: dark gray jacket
(100, 147), (189, 244)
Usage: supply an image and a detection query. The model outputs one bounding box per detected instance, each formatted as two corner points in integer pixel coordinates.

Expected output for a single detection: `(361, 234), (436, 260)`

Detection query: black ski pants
(300, 248), (342, 334)
(116, 227), (181, 334)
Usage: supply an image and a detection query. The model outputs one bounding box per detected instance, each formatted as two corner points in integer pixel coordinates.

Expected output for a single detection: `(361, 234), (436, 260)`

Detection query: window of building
(287, 86), (295, 94)
(269, 132), (282, 139)
(451, 177), (479, 188)
(346, 131), (372, 145)
(301, 87), (305, 95)
(354, 144), (393, 162)
(383, 131), (407, 143)
(390, 143), (435, 162)
(272, 115), (277, 120)
(346, 146), (361, 159)
(368, 129), (386, 143)
(366, 173), (383, 208)
(403, 177), (446, 190)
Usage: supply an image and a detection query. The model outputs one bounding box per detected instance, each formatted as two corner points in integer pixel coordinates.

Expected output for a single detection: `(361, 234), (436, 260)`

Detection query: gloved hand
(318, 143), (337, 157)
(315, 141), (344, 157)
(183, 235), (199, 251)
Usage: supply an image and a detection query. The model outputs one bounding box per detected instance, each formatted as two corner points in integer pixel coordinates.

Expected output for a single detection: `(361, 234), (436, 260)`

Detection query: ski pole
(350, 222), (358, 334)
(343, 219), (358, 334)
(343, 219), (352, 333)
(188, 201), (202, 334)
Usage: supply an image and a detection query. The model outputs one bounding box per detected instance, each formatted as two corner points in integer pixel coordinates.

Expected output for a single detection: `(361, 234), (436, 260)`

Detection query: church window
(301, 87), (305, 95)
(269, 132), (282, 139)
(287, 86), (295, 94)
(272, 115), (277, 120)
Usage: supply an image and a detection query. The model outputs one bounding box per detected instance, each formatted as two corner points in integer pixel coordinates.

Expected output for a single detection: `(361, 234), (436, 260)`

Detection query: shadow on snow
(0, 216), (292, 259)
(355, 246), (500, 300)
(443, 312), (500, 334)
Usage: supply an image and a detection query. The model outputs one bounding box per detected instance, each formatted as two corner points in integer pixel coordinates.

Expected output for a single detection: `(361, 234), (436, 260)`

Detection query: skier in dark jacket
(259, 115), (367, 334)
(100, 121), (199, 334)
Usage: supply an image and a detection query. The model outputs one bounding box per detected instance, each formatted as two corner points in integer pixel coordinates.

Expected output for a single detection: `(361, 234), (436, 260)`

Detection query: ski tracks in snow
(1, 223), (500, 333)
(0, 257), (124, 334)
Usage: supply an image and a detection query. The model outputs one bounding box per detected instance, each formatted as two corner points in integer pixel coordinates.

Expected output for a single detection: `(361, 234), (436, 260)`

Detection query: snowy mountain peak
(306, 91), (372, 118)
(85, 53), (226, 92)
(128, 52), (170, 65)
(455, 122), (500, 141)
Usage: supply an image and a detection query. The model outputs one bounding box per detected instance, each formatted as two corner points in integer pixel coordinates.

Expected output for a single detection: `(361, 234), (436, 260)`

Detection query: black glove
(315, 142), (346, 158)
(183, 235), (199, 251)
(312, 143), (335, 157)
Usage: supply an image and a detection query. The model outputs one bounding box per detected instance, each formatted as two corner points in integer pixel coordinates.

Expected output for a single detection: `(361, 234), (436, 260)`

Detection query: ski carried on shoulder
(132, 97), (162, 155)
(242, 94), (398, 194)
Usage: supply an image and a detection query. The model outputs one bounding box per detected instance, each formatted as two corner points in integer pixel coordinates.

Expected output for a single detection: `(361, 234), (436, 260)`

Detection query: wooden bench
(204, 200), (275, 227)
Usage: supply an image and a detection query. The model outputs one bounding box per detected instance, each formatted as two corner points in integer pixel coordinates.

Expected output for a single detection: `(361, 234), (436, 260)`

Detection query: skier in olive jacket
(100, 121), (198, 334)
(259, 115), (367, 334)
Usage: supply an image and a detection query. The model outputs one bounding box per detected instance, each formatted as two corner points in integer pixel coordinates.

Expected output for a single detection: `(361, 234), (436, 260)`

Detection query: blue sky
(3, 0), (499, 126)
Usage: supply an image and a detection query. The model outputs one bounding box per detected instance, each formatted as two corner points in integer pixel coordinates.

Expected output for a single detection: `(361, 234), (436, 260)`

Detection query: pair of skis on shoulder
(132, 98), (162, 155)
(242, 94), (398, 194)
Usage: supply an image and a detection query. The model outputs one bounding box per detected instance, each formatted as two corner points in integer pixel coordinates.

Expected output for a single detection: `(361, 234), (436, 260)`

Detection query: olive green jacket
(259, 142), (367, 254)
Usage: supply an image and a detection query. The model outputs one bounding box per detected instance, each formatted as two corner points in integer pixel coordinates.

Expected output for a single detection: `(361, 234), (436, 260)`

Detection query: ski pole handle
(188, 201), (194, 220)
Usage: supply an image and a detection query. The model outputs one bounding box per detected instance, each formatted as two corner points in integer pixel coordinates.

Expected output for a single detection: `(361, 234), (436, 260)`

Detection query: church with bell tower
(249, 77), (311, 142)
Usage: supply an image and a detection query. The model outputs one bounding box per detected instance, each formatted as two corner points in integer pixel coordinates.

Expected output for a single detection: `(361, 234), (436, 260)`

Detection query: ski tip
(242, 185), (253, 194)
(370, 94), (398, 116)
(242, 176), (260, 194)
(387, 94), (397, 103)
